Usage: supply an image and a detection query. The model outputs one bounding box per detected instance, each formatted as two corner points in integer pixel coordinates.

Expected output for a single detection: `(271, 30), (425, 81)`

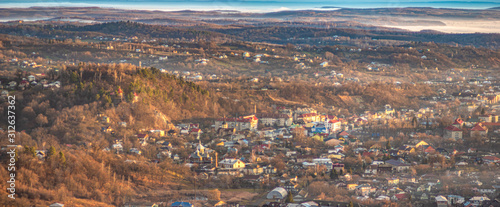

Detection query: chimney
(215, 152), (218, 168)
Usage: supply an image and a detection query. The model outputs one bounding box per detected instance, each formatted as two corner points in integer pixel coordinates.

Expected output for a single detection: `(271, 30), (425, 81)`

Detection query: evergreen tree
(59, 151), (66, 165)
(48, 146), (57, 157)
(330, 169), (338, 180)
(30, 146), (36, 157)
(386, 141), (392, 150)
(285, 191), (294, 203)
(349, 201), (354, 207)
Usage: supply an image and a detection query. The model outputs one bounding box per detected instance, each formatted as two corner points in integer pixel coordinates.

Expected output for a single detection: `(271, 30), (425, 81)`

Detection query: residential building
(257, 113), (293, 127)
(215, 115), (258, 131)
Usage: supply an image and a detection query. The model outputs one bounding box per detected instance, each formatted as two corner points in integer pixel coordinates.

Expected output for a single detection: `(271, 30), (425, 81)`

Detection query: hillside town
(37, 83), (498, 207)
(0, 8), (500, 207)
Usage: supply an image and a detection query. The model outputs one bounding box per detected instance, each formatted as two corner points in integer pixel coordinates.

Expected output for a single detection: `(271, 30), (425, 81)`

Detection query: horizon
(0, 0), (499, 12)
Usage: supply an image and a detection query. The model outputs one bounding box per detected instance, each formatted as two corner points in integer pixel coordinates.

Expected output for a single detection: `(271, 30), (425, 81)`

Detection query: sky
(0, 0), (499, 12)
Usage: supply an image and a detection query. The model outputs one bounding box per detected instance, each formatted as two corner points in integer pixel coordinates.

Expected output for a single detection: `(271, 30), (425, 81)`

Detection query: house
(385, 159), (411, 172)
(130, 148), (141, 155)
(8, 81), (17, 88)
(415, 140), (430, 148)
(243, 165), (264, 175)
(1, 90), (8, 97)
(337, 131), (350, 138)
(157, 150), (171, 159)
(297, 113), (320, 123)
(267, 187), (288, 200)
(447, 195), (465, 205)
(327, 119), (342, 133)
(347, 184), (358, 191)
(364, 164), (378, 175)
(320, 61), (329, 67)
(483, 156), (500, 164)
(469, 196), (490, 206)
(112, 143), (123, 152)
(124, 202), (159, 207)
(189, 142), (212, 164)
(35, 150), (46, 159)
(102, 126), (113, 133)
(444, 125), (463, 140)
(101, 116), (110, 123)
(190, 128), (203, 136)
(435, 195), (448, 207)
(137, 134), (149, 141)
(470, 123), (488, 137)
(257, 113), (293, 127)
(215, 115), (258, 131)
(219, 158), (245, 169)
(452, 118), (464, 128)
(27, 75), (36, 82)
(392, 193), (408, 201)
(171, 202), (193, 207)
(294, 189), (309, 202)
(386, 178), (399, 185)
(49, 203), (65, 207)
(478, 114), (493, 122)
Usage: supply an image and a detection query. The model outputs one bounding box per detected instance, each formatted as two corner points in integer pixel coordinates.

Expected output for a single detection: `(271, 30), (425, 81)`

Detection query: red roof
(445, 125), (462, 131)
(482, 122), (500, 126)
(394, 193), (408, 200)
(338, 131), (349, 136)
(329, 120), (340, 123)
(424, 146), (435, 153)
(326, 115), (337, 120)
(298, 113), (317, 118)
(216, 117), (254, 123)
(470, 123), (487, 131)
(257, 113), (291, 119)
(190, 128), (201, 132)
(137, 134), (148, 138)
(453, 118), (464, 125)
(483, 156), (500, 161)
(362, 151), (375, 157)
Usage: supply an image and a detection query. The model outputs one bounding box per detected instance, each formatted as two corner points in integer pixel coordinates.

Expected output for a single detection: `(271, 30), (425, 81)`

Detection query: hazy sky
(1, 0), (499, 12)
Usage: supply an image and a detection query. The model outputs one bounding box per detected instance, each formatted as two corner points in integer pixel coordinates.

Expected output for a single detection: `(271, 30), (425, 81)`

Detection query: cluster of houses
(1, 74), (61, 94)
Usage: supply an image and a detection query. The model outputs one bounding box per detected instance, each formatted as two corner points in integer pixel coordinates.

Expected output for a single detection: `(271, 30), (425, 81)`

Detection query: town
(0, 7), (499, 207)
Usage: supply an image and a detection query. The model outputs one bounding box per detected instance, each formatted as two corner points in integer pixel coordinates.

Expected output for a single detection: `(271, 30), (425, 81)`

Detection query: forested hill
(10, 64), (229, 145)
(0, 21), (228, 40)
(61, 21), (227, 40)
(212, 26), (500, 48)
(0, 64), (219, 206)
(0, 21), (499, 48)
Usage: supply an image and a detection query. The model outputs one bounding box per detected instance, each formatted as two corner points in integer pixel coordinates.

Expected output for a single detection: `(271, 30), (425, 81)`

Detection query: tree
(48, 146), (57, 157)
(24, 146), (36, 157)
(330, 169), (338, 180)
(285, 191), (294, 203)
(59, 151), (66, 165)
(349, 201), (354, 207)
(386, 141), (392, 150)
(35, 114), (48, 127)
